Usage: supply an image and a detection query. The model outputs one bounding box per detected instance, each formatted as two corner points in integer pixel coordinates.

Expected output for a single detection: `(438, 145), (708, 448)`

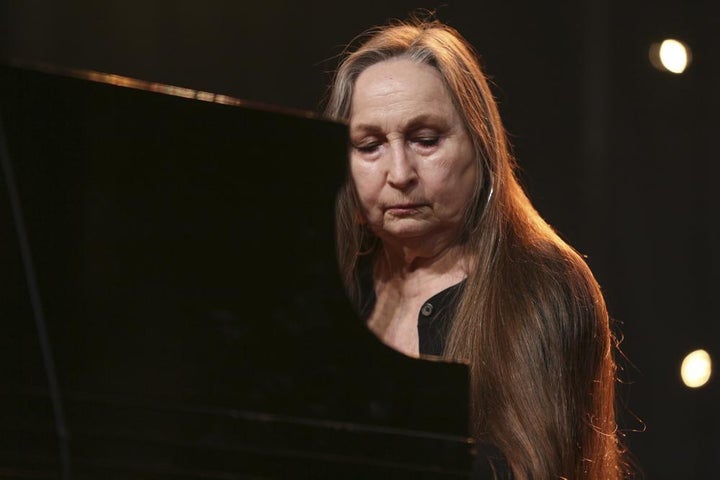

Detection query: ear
(355, 210), (367, 225)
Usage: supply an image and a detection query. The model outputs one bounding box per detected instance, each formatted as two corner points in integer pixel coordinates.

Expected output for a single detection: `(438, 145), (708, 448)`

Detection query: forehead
(350, 58), (458, 128)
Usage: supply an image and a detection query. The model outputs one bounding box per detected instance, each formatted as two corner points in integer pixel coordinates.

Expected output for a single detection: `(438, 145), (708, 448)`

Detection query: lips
(385, 203), (424, 215)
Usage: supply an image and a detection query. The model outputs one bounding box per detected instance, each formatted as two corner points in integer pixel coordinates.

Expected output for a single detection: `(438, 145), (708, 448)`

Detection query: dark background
(2, 1), (718, 478)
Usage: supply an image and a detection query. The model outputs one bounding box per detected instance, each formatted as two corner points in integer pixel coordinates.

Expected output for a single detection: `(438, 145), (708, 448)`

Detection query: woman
(324, 19), (624, 480)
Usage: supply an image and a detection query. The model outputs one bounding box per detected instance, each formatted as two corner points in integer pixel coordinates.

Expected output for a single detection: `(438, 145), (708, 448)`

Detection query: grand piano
(0, 64), (486, 479)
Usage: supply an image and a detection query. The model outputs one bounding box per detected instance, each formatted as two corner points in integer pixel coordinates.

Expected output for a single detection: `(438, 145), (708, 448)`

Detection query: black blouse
(357, 262), (465, 356)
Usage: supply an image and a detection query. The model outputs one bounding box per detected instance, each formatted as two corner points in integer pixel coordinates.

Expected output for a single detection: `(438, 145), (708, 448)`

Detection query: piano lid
(1, 58), (321, 119)
(0, 63), (473, 479)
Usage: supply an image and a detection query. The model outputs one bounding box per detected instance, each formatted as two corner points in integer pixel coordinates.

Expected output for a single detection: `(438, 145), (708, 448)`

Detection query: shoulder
(488, 234), (609, 357)
(504, 234), (603, 310)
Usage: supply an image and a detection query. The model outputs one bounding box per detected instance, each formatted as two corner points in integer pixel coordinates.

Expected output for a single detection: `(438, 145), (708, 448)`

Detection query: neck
(376, 237), (469, 278)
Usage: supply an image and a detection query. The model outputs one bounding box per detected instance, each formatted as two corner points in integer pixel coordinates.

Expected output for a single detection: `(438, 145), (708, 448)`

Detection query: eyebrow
(350, 113), (449, 135)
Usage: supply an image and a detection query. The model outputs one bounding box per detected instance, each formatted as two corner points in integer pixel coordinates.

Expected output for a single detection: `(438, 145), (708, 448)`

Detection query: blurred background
(2, 1), (718, 478)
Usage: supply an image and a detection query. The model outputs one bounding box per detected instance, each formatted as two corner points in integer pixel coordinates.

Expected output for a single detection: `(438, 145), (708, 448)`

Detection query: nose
(386, 140), (417, 190)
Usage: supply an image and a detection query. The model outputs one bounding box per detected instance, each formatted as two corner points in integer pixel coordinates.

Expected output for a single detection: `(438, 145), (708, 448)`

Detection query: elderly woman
(325, 19), (624, 480)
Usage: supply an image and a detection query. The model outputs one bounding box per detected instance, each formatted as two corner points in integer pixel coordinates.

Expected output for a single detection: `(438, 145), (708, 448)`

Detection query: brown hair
(325, 19), (624, 480)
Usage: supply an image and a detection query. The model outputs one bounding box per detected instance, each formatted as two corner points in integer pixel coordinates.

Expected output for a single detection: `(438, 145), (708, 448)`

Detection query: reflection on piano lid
(0, 63), (475, 479)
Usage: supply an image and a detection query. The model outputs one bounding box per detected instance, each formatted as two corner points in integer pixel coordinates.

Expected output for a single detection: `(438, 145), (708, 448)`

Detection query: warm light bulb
(650, 38), (691, 74)
(681, 349), (712, 388)
(660, 39), (689, 73)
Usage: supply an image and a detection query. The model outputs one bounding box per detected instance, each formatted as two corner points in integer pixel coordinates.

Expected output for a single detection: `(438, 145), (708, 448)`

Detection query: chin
(374, 224), (435, 242)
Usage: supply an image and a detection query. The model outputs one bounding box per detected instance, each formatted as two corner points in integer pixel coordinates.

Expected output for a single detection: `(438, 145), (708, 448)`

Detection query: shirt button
(421, 303), (434, 317)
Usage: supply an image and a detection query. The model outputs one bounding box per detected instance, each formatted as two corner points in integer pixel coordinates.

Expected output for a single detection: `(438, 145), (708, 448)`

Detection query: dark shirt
(357, 261), (465, 356)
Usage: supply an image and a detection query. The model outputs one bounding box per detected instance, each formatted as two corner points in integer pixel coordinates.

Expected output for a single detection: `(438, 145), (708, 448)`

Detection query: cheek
(430, 157), (477, 209)
(350, 159), (381, 205)
(453, 165), (478, 204)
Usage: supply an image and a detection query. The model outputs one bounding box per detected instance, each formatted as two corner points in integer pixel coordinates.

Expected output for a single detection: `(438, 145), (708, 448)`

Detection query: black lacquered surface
(0, 64), (472, 479)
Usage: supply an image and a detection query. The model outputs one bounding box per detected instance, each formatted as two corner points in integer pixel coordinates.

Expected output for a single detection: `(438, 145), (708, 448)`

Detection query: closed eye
(353, 142), (381, 154)
(412, 137), (440, 149)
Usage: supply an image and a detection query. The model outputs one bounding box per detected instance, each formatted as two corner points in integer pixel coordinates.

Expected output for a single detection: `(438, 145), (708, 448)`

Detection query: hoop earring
(485, 184), (494, 206)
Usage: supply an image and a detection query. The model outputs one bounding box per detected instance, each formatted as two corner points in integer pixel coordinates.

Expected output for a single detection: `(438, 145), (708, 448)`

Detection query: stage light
(680, 349), (712, 388)
(649, 39), (691, 74)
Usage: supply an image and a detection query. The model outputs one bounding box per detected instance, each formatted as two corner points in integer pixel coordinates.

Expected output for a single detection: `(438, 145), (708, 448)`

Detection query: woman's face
(349, 58), (477, 248)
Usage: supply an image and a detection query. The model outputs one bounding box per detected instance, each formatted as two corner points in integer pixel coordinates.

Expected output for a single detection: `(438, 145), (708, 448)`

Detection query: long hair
(324, 19), (623, 480)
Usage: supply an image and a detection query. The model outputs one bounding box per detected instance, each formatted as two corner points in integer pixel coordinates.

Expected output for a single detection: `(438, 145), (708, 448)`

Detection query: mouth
(385, 203), (424, 216)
